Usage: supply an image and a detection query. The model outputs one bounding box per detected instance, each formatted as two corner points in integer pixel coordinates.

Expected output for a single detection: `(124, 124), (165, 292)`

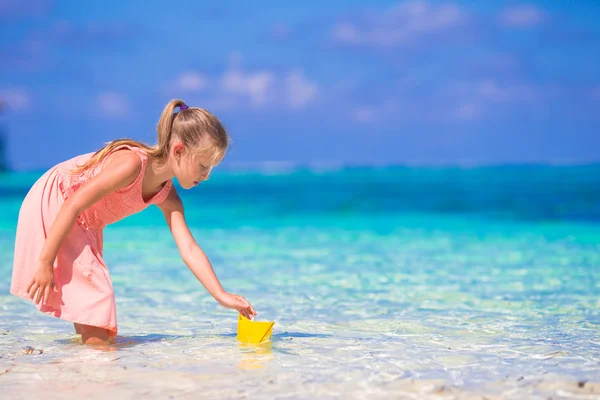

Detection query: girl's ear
(172, 143), (185, 160)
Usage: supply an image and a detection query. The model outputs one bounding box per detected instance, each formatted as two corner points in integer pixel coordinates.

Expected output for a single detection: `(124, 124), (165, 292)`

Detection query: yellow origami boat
(236, 314), (274, 344)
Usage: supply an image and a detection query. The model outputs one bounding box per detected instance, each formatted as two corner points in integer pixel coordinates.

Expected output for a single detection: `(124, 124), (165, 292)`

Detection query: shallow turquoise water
(0, 166), (599, 399)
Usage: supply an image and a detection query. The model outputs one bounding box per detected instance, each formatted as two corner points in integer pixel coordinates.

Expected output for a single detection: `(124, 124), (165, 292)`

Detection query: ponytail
(155, 99), (186, 159)
(70, 98), (227, 174)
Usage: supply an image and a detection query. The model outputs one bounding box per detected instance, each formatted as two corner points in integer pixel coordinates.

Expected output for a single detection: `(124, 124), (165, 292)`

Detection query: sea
(0, 164), (599, 399)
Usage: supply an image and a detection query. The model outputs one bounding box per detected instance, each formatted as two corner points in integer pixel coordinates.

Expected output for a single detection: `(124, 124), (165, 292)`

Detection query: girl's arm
(28, 151), (142, 305)
(157, 188), (257, 320)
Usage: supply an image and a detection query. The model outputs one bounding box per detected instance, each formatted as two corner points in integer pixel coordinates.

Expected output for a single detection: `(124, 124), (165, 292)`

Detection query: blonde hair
(71, 99), (228, 174)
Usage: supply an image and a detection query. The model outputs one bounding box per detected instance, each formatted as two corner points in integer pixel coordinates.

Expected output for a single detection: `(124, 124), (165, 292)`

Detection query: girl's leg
(79, 324), (112, 345)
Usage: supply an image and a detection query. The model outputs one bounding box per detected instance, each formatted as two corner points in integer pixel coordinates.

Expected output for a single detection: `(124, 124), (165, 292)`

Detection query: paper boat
(236, 314), (274, 344)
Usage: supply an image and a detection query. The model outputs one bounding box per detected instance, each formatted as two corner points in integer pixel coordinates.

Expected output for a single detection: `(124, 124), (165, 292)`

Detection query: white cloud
(221, 67), (275, 107)
(477, 79), (538, 103)
(95, 92), (129, 118)
(332, 22), (360, 43)
(452, 103), (481, 121)
(0, 87), (31, 111)
(499, 5), (544, 28)
(353, 106), (375, 123)
(176, 54), (319, 111)
(477, 80), (514, 102)
(331, 1), (465, 48)
(285, 70), (318, 110)
(175, 72), (207, 92)
(270, 23), (291, 40)
(439, 79), (540, 121)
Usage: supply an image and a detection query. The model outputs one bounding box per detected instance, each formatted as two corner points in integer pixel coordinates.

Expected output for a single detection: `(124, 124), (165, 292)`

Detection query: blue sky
(1, 0), (599, 170)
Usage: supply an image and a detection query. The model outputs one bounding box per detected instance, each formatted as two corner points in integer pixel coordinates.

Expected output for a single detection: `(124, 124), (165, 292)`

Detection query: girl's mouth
(193, 181), (199, 186)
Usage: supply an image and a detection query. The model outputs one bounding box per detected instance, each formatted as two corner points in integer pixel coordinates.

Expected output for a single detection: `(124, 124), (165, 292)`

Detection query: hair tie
(180, 104), (189, 111)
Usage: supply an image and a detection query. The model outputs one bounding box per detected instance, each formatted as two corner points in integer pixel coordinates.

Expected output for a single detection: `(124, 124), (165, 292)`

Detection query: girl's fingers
(44, 285), (52, 304)
(35, 285), (44, 304)
(26, 279), (35, 295)
(248, 304), (257, 317)
(28, 283), (38, 300)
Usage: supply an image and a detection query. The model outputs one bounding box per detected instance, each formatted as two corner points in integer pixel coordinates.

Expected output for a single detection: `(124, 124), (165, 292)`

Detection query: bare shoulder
(157, 185), (184, 213)
(83, 149), (142, 191)
(103, 149), (142, 173)
(68, 149), (143, 211)
(97, 149), (141, 185)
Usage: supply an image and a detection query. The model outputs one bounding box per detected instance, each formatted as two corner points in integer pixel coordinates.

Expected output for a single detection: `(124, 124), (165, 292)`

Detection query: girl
(10, 99), (257, 345)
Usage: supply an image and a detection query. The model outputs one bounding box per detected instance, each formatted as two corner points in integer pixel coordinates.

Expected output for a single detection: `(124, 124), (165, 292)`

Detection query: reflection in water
(238, 341), (274, 370)
(56, 333), (187, 352)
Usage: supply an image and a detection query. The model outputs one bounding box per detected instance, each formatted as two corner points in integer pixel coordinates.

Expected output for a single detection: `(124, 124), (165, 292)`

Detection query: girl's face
(172, 144), (220, 189)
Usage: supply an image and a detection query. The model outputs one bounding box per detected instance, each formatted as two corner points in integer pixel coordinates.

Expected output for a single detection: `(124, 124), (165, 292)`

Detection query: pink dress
(10, 144), (172, 337)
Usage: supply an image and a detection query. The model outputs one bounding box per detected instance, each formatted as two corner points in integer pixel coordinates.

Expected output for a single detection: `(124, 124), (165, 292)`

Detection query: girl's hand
(217, 292), (257, 320)
(26, 262), (55, 306)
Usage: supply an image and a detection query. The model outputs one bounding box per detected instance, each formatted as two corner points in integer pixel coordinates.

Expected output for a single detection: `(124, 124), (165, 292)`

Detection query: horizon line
(6, 159), (600, 174)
